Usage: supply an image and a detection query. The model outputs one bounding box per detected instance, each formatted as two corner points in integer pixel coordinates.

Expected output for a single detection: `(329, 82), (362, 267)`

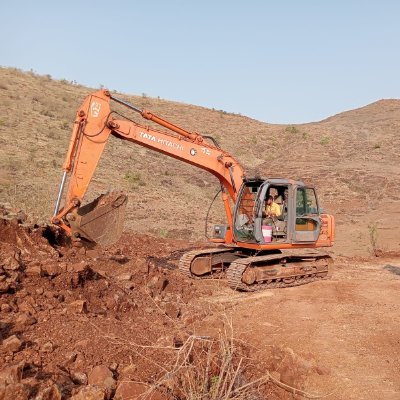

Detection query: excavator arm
(52, 89), (245, 245)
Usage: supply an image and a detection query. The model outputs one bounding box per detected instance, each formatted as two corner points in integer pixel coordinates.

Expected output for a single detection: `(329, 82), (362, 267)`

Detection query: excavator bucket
(69, 192), (128, 246)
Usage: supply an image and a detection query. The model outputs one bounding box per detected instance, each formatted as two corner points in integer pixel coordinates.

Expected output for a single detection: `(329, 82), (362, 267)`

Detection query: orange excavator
(52, 89), (335, 291)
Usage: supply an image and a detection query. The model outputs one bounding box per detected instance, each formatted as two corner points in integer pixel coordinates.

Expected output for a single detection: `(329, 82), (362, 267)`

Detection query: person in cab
(265, 195), (281, 218)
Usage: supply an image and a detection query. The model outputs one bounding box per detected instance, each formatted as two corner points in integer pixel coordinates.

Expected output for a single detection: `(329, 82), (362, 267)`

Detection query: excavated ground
(0, 210), (285, 399)
(0, 207), (399, 399)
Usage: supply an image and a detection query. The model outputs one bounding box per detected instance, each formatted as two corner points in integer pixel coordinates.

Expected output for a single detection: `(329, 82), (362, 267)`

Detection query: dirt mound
(1, 215), (291, 399)
(0, 216), (193, 397)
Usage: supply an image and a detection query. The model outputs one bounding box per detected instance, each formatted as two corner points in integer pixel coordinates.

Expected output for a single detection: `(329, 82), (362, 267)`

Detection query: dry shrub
(136, 322), (335, 400)
(144, 323), (267, 400)
(91, 317), (334, 399)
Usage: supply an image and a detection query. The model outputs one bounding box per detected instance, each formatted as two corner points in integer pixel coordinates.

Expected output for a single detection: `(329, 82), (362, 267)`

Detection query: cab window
(234, 182), (261, 242)
(296, 188), (318, 216)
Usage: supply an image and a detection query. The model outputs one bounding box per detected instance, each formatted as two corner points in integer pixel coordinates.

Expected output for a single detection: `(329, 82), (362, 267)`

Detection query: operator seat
(274, 195), (285, 221)
(272, 195), (287, 238)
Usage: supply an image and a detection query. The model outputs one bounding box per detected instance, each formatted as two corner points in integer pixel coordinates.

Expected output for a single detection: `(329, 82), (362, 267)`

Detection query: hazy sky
(1, 1), (399, 123)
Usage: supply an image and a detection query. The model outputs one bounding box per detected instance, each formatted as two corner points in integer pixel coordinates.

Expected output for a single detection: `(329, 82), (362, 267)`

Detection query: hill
(1, 67), (399, 256)
(1, 67), (400, 400)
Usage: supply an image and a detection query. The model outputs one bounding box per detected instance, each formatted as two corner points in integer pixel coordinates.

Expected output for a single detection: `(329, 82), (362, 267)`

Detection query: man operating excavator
(265, 195), (281, 219)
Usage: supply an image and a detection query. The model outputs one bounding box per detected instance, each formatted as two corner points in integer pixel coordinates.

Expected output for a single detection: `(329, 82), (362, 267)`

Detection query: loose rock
(68, 300), (88, 314)
(42, 262), (61, 277)
(0, 362), (24, 385)
(88, 365), (116, 399)
(115, 382), (168, 400)
(40, 341), (54, 353)
(0, 282), (10, 294)
(71, 370), (88, 385)
(70, 385), (106, 400)
(3, 254), (21, 271)
(2, 335), (23, 353)
(0, 382), (32, 400)
(35, 287), (44, 295)
(0, 303), (11, 313)
(36, 384), (62, 400)
(165, 303), (181, 319)
(116, 273), (132, 281)
(25, 264), (43, 277)
(15, 313), (37, 328)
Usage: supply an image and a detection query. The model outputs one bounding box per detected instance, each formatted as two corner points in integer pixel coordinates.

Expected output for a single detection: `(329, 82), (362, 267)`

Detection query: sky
(1, 0), (399, 124)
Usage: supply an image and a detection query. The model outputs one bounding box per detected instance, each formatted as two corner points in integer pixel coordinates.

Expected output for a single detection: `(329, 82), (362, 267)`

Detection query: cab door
(292, 186), (321, 243)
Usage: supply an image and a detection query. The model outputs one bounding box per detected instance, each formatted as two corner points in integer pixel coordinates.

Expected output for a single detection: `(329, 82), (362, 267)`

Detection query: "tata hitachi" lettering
(139, 132), (184, 151)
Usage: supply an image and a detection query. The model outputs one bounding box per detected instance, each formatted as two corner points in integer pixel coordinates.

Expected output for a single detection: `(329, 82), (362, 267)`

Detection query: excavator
(52, 89), (335, 291)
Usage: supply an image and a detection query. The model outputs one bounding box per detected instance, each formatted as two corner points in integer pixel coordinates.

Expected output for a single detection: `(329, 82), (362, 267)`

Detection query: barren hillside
(1, 67), (400, 256)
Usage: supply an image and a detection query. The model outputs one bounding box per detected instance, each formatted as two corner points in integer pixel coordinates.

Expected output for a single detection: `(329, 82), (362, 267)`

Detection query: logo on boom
(90, 101), (102, 118)
(139, 132), (184, 151)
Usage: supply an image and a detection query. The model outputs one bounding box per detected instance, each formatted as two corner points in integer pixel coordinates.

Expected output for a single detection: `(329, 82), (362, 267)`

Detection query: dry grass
(1, 67), (400, 244)
(88, 316), (269, 399)
(133, 320), (337, 400)
(149, 331), (263, 399)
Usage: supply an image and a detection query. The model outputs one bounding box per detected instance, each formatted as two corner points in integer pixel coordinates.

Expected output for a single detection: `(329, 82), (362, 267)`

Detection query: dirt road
(197, 257), (400, 399)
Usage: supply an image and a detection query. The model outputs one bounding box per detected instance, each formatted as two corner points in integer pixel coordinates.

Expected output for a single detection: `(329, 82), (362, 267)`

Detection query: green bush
(124, 172), (146, 187)
(285, 125), (299, 134)
(320, 136), (331, 145)
(60, 121), (69, 130)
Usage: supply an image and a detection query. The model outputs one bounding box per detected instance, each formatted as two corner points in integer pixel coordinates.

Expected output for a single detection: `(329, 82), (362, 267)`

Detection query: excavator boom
(52, 89), (244, 244)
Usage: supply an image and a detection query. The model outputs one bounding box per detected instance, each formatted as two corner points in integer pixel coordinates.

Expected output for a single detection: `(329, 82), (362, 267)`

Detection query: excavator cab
(233, 179), (322, 246)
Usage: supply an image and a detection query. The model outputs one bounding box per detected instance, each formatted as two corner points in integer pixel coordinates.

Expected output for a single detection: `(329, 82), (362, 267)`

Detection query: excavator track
(179, 247), (236, 278)
(227, 249), (331, 292)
